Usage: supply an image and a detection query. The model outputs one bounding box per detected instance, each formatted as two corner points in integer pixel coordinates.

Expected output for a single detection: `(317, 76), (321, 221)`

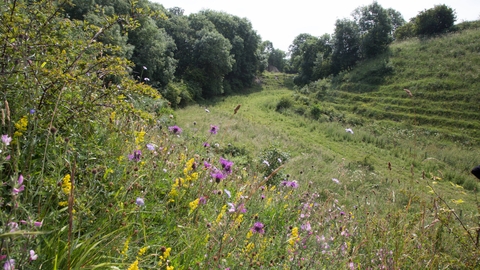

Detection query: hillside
(294, 24), (480, 145)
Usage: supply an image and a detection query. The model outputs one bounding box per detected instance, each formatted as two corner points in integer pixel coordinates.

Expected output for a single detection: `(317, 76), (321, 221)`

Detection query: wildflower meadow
(1, 1), (479, 269)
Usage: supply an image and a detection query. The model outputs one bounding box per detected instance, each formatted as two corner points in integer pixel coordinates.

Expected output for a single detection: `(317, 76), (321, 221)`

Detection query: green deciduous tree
(331, 19), (360, 74)
(352, 1), (393, 58)
(415, 4), (456, 36)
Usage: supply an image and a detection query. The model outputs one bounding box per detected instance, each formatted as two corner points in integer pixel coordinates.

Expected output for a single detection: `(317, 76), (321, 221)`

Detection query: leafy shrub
(276, 96), (293, 112)
(415, 5), (456, 36)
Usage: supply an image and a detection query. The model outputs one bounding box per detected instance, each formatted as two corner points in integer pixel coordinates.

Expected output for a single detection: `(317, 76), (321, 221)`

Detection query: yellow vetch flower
(159, 247), (171, 261)
(216, 205), (227, 224)
(14, 115), (28, 137)
(234, 214), (244, 226)
(62, 174), (72, 195)
(288, 227), (299, 246)
(246, 230), (253, 240)
(188, 198), (200, 213)
(166, 266), (174, 270)
(58, 201), (68, 207)
(135, 130), (146, 145)
(138, 246), (149, 257)
(122, 238), (130, 256)
(127, 259), (139, 270)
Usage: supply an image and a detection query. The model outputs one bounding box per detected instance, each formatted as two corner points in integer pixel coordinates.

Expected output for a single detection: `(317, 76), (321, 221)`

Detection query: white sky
(152, 0), (480, 52)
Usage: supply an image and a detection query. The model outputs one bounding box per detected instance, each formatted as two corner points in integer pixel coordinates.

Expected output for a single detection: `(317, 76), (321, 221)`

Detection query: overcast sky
(151, 0), (480, 52)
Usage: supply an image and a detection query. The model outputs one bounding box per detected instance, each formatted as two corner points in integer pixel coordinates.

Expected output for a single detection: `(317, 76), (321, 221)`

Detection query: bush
(415, 5), (456, 36)
(276, 96), (294, 112)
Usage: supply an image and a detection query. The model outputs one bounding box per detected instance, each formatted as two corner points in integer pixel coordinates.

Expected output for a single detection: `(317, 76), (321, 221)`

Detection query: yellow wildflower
(127, 259), (139, 270)
(188, 198), (200, 213)
(246, 230), (253, 240)
(61, 174), (72, 195)
(14, 115), (28, 137)
(135, 130), (146, 145)
(234, 214), (244, 226)
(58, 201), (68, 207)
(216, 205), (227, 224)
(159, 247), (171, 261)
(138, 246), (149, 257)
(166, 266), (174, 270)
(288, 227), (299, 246)
(122, 238), (130, 256)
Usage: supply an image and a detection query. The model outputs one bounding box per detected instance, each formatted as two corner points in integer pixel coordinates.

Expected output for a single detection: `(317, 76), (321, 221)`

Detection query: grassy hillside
(295, 25), (480, 146)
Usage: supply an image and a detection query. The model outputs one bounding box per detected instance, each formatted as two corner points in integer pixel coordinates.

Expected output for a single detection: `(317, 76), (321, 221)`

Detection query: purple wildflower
(128, 150), (142, 162)
(199, 196), (207, 205)
(251, 222), (265, 234)
(209, 125), (218, 135)
(168, 125), (182, 134)
(211, 170), (226, 183)
(146, 143), (155, 151)
(237, 203), (247, 213)
(203, 142), (210, 147)
(288, 180), (299, 188)
(204, 161), (211, 169)
(220, 157), (233, 174)
(29, 109), (36, 114)
(34, 221), (43, 227)
(1, 135), (12, 146)
(136, 197), (145, 206)
(12, 175), (25, 195)
(3, 259), (15, 270)
(29, 250), (38, 261)
(227, 203), (236, 213)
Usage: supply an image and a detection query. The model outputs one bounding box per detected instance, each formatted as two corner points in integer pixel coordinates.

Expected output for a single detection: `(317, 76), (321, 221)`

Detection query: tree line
(281, 2), (456, 86)
(63, 0), (456, 104)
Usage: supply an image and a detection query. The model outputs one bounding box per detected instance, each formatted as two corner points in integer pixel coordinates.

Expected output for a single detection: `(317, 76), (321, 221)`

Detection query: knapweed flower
(280, 180), (299, 188)
(128, 150), (142, 162)
(219, 157), (233, 174)
(209, 125), (218, 134)
(199, 196), (207, 205)
(1, 135), (12, 146)
(237, 203), (247, 213)
(136, 197), (145, 206)
(203, 161), (211, 169)
(203, 142), (210, 147)
(211, 170), (226, 183)
(250, 222), (265, 234)
(3, 259), (15, 270)
(29, 250), (38, 261)
(168, 125), (182, 134)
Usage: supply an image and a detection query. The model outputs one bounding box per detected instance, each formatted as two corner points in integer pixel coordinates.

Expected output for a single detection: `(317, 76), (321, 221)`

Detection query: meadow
(1, 7), (480, 270)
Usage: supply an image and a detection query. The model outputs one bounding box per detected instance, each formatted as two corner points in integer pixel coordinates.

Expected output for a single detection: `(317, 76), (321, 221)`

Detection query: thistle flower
(168, 125), (182, 134)
(250, 222), (265, 234)
(211, 170), (226, 183)
(220, 157), (233, 174)
(128, 150), (142, 162)
(209, 125), (218, 134)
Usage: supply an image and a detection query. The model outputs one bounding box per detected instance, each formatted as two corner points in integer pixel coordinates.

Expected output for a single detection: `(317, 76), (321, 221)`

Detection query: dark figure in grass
(472, 165), (480, 180)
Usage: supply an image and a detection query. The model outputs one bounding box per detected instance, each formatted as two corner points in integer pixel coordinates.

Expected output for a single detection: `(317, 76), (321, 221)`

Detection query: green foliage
(257, 145), (290, 186)
(415, 4), (456, 36)
(275, 96), (294, 112)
